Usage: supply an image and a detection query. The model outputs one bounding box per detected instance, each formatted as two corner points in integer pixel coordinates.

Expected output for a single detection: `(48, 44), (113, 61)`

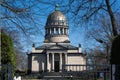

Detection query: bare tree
(62, 0), (120, 37)
(0, 0), (55, 42)
(86, 13), (120, 45)
(15, 49), (27, 71)
(1, 1), (120, 63)
(87, 48), (107, 65)
(0, 0), (59, 70)
(85, 13), (120, 65)
(1, 0), (119, 43)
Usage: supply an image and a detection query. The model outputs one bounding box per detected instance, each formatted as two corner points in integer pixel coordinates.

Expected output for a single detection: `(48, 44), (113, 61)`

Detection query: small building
(27, 5), (86, 73)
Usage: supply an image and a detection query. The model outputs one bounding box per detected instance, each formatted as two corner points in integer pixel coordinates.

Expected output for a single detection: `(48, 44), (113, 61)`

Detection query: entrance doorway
(54, 61), (59, 72)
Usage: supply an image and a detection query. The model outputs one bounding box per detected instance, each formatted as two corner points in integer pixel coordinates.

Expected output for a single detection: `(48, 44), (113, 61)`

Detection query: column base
(47, 69), (49, 72)
(51, 69), (54, 72)
(59, 69), (62, 72)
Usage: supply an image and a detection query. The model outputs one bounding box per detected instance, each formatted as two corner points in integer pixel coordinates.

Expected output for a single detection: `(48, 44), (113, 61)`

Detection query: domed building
(44, 8), (69, 43)
(27, 5), (86, 73)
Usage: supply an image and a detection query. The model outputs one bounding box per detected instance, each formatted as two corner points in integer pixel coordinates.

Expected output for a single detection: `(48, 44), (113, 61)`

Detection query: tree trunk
(105, 0), (118, 37)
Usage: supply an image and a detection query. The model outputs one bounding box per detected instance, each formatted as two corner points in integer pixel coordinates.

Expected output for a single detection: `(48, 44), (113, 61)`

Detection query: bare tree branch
(0, 2), (27, 13)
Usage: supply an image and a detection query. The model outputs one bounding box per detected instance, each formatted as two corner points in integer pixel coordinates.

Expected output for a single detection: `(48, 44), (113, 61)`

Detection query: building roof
(47, 10), (66, 21)
(35, 44), (78, 50)
(45, 10), (68, 27)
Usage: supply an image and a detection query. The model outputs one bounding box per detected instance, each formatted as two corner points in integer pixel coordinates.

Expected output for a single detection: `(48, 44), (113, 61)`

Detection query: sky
(1, 0), (120, 52)
(26, 6), (84, 51)
(20, 0), (120, 52)
(25, 2), (97, 52)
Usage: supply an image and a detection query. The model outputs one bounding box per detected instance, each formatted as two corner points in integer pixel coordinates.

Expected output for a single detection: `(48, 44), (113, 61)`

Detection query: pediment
(48, 45), (67, 49)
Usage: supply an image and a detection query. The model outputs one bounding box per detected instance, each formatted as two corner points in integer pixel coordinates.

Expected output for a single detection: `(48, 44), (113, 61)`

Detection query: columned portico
(46, 53), (66, 72)
(28, 6), (86, 74)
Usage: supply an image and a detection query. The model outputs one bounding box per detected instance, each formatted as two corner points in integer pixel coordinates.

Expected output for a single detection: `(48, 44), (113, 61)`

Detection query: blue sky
(26, 4), (97, 52)
(1, 0), (120, 52)
(24, 0), (120, 52)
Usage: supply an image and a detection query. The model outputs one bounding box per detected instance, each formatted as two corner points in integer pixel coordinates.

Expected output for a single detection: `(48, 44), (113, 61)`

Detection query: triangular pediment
(48, 45), (67, 49)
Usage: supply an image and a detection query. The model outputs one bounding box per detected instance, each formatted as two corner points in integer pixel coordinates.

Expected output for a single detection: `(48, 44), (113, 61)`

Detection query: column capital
(47, 53), (49, 55)
(60, 53), (62, 55)
(52, 53), (54, 54)
(64, 53), (67, 54)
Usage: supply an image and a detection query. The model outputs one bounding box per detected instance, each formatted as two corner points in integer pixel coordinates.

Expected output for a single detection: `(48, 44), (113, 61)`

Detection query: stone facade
(27, 7), (86, 73)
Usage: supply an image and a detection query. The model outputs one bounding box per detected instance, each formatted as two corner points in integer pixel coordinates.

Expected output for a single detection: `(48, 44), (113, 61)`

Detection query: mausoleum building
(27, 5), (86, 73)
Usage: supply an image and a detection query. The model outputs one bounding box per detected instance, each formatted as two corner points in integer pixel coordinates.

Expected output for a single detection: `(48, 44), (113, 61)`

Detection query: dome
(46, 10), (68, 27)
(47, 11), (66, 21)
(44, 6), (69, 43)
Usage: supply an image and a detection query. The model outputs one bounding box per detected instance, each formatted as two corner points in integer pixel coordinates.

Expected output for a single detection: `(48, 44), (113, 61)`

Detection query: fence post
(61, 64), (64, 80)
(8, 64), (12, 80)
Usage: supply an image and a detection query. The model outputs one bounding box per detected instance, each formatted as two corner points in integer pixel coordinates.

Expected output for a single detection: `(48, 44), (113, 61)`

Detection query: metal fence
(0, 64), (12, 80)
(62, 64), (111, 80)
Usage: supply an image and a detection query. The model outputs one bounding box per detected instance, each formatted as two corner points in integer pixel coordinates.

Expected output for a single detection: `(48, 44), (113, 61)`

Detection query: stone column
(50, 28), (51, 34)
(52, 53), (54, 72)
(64, 53), (67, 71)
(62, 28), (64, 34)
(60, 53), (62, 71)
(58, 28), (60, 34)
(47, 53), (49, 72)
(65, 53), (67, 64)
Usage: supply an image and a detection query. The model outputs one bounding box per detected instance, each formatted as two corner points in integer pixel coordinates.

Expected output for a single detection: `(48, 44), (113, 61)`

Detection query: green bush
(1, 33), (16, 78)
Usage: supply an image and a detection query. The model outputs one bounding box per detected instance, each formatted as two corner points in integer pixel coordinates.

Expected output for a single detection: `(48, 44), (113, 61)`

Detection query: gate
(62, 64), (111, 80)
(0, 64), (12, 80)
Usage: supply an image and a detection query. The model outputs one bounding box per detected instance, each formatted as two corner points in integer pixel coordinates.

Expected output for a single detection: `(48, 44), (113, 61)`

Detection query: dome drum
(45, 35), (69, 43)
(46, 20), (68, 26)
(45, 25), (68, 28)
(44, 9), (69, 43)
(45, 27), (69, 36)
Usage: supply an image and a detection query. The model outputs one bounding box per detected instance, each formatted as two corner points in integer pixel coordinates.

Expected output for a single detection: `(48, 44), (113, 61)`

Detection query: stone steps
(21, 72), (78, 80)
(43, 72), (62, 79)
(22, 72), (63, 80)
(44, 72), (61, 76)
